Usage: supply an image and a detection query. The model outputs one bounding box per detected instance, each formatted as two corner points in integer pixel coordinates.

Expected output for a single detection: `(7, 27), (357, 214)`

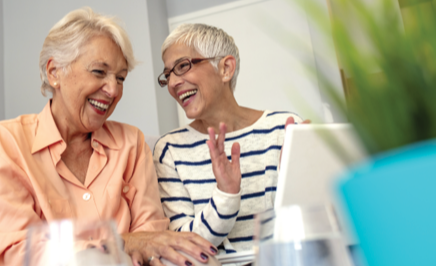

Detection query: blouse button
(83, 192), (91, 201)
(92, 141), (98, 148)
(123, 186), (130, 193)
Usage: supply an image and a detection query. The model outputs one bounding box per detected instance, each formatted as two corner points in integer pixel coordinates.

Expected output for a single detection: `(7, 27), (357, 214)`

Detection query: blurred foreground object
(339, 140), (436, 266)
(254, 204), (353, 266)
(299, 1), (436, 265)
(301, 0), (436, 155)
(24, 220), (130, 266)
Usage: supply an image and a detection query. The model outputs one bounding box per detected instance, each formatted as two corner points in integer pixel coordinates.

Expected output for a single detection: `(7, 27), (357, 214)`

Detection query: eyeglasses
(157, 57), (222, 87)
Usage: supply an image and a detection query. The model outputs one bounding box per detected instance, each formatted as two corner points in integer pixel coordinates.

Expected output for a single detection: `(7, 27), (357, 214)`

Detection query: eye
(116, 76), (126, 84)
(178, 62), (190, 70)
(92, 69), (106, 77)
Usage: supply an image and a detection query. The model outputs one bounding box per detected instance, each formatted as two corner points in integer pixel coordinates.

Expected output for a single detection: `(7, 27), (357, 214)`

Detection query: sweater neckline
(185, 110), (269, 138)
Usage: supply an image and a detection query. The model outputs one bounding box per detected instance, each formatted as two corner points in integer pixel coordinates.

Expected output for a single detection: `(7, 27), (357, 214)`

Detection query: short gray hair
(39, 7), (137, 96)
(161, 24), (240, 92)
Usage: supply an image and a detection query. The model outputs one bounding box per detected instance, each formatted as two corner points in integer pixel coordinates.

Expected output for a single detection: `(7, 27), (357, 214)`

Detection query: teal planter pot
(339, 140), (436, 266)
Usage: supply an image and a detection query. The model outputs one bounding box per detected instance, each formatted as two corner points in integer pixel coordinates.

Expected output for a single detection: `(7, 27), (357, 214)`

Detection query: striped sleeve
(153, 137), (242, 246)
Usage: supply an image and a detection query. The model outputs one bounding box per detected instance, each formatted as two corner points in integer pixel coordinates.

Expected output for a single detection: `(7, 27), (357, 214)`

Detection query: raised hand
(206, 122), (241, 194)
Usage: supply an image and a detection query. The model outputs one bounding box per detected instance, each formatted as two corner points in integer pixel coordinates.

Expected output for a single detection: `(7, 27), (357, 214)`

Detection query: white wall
(147, 0), (179, 135)
(168, 0), (345, 126)
(0, 0), (4, 121)
(2, 0), (161, 136)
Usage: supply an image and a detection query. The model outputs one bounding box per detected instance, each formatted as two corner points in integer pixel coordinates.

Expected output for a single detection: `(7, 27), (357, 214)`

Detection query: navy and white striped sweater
(153, 111), (302, 254)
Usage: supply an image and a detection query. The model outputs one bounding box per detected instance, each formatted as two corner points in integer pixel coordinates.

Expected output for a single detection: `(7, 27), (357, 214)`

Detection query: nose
(168, 72), (184, 90)
(102, 75), (120, 98)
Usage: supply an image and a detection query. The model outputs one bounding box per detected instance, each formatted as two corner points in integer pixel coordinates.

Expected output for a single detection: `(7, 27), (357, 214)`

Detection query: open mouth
(179, 89), (197, 103)
(88, 99), (109, 112)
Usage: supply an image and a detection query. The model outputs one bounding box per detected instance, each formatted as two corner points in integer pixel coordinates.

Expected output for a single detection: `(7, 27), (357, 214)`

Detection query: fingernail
(102, 244), (108, 251)
(185, 261), (193, 266)
(136, 261), (143, 266)
(89, 245), (96, 249)
(201, 252), (209, 260)
(210, 246), (218, 254)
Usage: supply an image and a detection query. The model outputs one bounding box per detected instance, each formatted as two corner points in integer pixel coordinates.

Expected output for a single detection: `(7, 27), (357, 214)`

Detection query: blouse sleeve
(0, 127), (42, 265)
(127, 130), (169, 232)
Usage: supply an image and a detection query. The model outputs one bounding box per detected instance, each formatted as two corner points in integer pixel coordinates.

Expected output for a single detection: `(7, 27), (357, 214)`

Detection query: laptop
(217, 124), (366, 265)
(275, 123), (367, 245)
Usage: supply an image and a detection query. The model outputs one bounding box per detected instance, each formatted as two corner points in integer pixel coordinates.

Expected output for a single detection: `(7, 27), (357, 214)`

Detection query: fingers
(207, 127), (218, 162)
(285, 116), (295, 129)
(217, 123), (227, 154)
(180, 232), (218, 256)
(148, 255), (165, 266)
(207, 127), (216, 145)
(163, 232), (217, 265)
(130, 250), (143, 266)
(158, 247), (195, 266)
(231, 142), (240, 168)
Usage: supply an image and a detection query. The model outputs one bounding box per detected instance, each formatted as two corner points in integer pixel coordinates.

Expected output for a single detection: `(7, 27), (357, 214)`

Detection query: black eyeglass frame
(157, 57), (222, 87)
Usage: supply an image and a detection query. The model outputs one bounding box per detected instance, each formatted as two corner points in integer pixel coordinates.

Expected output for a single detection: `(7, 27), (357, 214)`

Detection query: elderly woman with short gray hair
(0, 8), (217, 266)
(153, 23), (305, 255)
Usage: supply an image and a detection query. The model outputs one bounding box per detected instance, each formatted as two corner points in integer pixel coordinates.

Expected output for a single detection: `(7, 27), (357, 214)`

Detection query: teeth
(88, 99), (109, 111)
(179, 90), (197, 102)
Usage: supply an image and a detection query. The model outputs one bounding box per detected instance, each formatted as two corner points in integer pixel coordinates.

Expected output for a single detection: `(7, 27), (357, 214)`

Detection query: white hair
(161, 23), (240, 92)
(39, 7), (137, 96)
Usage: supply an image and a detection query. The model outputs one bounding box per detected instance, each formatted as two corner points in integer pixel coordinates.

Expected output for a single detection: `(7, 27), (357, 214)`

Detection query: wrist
(217, 184), (240, 194)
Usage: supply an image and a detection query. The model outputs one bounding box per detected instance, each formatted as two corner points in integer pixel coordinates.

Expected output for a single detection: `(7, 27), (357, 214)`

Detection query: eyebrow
(88, 61), (128, 73)
(163, 57), (189, 72)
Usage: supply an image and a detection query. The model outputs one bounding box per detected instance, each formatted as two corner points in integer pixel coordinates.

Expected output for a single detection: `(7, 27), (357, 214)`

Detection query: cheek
(168, 87), (178, 100)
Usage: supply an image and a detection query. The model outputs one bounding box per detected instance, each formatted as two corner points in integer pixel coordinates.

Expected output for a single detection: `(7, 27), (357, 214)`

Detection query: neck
(50, 99), (91, 146)
(190, 100), (263, 134)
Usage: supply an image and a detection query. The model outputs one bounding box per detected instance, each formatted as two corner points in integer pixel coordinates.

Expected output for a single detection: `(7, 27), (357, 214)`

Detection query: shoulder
(263, 110), (303, 125)
(103, 120), (145, 148)
(104, 120), (143, 137)
(153, 126), (191, 154)
(0, 114), (38, 139)
(0, 114), (38, 129)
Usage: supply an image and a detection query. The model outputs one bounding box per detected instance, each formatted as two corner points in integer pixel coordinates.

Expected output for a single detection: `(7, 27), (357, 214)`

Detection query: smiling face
(50, 35), (128, 135)
(162, 43), (228, 120)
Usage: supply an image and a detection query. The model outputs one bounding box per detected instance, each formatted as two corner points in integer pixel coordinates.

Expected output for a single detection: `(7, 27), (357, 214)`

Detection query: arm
(154, 132), (241, 247)
(0, 132), (42, 265)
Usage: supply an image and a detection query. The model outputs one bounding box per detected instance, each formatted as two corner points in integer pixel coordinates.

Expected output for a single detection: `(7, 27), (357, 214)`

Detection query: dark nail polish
(201, 252), (209, 260)
(137, 261), (143, 266)
(89, 245), (96, 249)
(185, 261), (193, 266)
(210, 246), (218, 254)
(102, 244), (108, 251)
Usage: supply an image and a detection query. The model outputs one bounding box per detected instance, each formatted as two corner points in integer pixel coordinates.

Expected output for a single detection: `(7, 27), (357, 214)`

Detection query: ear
(46, 58), (60, 89)
(220, 55), (236, 83)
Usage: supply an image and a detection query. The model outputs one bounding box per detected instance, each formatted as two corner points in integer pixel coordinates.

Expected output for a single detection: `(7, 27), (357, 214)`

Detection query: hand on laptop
(207, 122), (242, 194)
(280, 117), (311, 164)
(285, 116), (311, 128)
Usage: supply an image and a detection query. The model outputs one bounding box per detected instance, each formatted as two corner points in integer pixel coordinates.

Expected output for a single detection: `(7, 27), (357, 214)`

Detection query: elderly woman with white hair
(153, 24), (306, 255)
(0, 9), (218, 266)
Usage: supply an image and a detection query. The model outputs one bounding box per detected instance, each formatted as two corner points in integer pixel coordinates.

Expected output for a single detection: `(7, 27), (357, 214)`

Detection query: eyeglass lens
(158, 59), (192, 87)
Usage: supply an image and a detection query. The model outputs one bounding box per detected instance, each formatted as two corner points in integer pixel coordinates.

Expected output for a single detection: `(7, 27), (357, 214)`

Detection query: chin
(184, 107), (202, 120)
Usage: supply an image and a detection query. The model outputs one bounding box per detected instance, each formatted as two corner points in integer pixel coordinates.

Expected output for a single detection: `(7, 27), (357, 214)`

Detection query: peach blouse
(0, 101), (169, 265)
